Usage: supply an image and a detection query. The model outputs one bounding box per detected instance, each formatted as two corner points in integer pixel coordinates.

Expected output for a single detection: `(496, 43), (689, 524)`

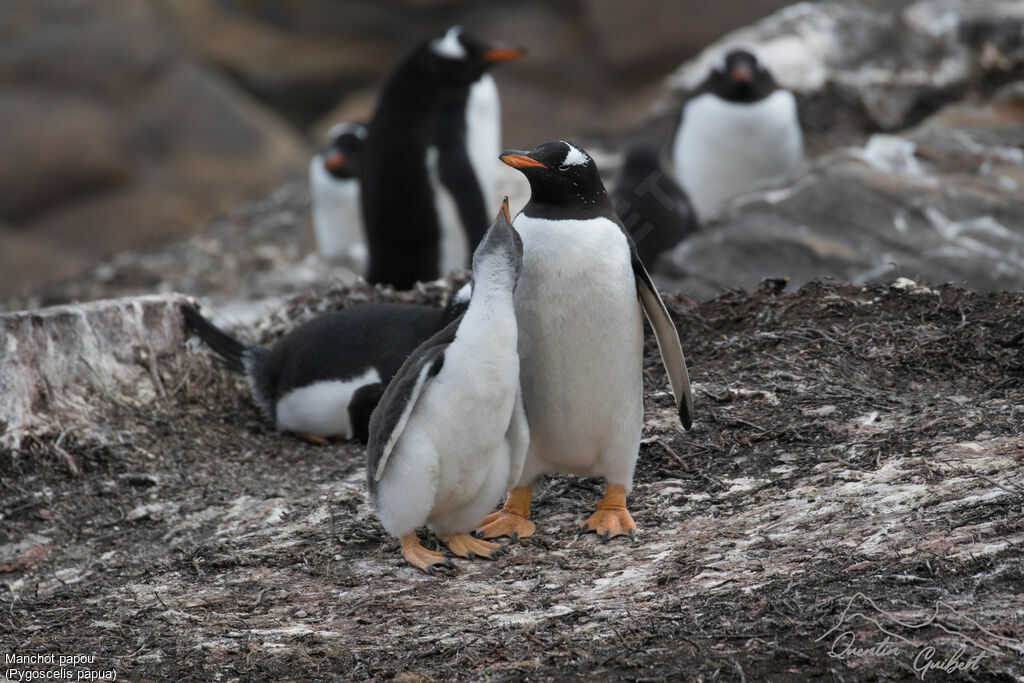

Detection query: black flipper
(366, 315), (462, 496)
(349, 382), (386, 444)
(438, 128), (489, 253)
(613, 221), (695, 429)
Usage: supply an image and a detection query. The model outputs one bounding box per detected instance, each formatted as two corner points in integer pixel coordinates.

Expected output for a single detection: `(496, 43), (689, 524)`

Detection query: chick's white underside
(375, 298), (526, 537)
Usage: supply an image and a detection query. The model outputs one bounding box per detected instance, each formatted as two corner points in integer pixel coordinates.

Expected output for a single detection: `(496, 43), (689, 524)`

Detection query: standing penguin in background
(310, 123), (368, 270)
(361, 27), (524, 289)
(611, 138), (700, 270)
(671, 48), (803, 219)
(367, 199), (527, 574)
(181, 284), (470, 444)
(475, 141), (694, 544)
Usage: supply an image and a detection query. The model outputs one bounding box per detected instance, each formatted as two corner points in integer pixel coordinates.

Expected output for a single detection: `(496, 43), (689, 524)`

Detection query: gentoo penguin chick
(181, 286), (470, 444)
(367, 198), (527, 574)
(361, 26), (524, 289)
(671, 48), (803, 219)
(476, 141), (694, 543)
(310, 123), (368, 270)
(611, 138), (700, 270)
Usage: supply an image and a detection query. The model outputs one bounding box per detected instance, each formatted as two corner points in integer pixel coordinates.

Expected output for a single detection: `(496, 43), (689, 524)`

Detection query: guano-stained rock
(0, 295), (190, 449)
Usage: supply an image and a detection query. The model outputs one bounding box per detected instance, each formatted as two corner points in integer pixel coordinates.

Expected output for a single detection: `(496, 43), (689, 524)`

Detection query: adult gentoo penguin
(671, 48), (803, 219)
(611, 138), (700, 270)
(475, 141), (694, 543)
(367, 199), (527, 574)
(181, 286), (469, 444)
(309, 123), (368, 269)
(361, 26), (524, 289)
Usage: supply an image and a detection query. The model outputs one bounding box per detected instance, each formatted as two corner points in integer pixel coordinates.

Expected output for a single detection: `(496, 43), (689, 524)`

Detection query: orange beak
(482, 46), (525, 63)
(499, 196), (511, 222)
(324, 152), (347, 171)
(730, 65), (753, 83)
(500, 152), (546, 170)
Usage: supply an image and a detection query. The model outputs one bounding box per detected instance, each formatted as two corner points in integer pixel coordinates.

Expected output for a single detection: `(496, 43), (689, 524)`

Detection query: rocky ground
(2, 277), (1023, 680)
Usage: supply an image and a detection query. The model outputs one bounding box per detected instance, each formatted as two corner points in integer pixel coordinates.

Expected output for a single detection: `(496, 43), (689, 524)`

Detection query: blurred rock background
(2, 0), (1023, 307)
(0, 0), (794, 300)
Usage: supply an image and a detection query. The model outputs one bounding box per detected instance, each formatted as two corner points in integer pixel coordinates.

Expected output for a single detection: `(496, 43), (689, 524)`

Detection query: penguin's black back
(263, 303), (447, 405)
(361, 54), (449, 289)
(611, 139), (700, 269)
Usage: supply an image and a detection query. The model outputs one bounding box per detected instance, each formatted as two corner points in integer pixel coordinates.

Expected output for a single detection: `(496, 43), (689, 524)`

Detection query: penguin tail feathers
(181, 304), (248, 373)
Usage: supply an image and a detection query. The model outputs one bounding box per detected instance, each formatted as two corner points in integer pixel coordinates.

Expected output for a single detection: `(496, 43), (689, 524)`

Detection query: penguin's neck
(523, 188), (614, 221)
(454, 272), (517, 358)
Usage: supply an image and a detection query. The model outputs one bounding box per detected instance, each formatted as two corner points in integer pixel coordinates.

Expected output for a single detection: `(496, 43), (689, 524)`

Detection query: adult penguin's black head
(700, 49), (778, 104)
(413, 26), (525, 85)
(319, 123), (367, 180)
(500, 140), (612, 217)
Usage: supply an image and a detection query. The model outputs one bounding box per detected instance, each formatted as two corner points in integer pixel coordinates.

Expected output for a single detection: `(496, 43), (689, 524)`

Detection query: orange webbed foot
(474, 486), (536, 540)
(579, 484), (637, 543)
(438, 533), (508, 560)
(401, 533), (455, 575)
(293, 431), (329, 445)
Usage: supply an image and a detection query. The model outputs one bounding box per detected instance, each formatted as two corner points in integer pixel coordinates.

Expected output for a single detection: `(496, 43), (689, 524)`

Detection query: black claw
(629, 529), (637, 542)
(601, 530), (611, 543)
(489, 551), (500, 560)
(471, 530), (482, 539)
(510, 531), (519, 542)
(579, 523), (590, 533)
(426, 565), (436, 576)
(444, 558), (456, 569)
(466, 551), (476, 560)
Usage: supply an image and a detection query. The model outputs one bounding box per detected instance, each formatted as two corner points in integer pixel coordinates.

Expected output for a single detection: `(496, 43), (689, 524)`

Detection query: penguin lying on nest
(181, 285), (470, 444)
(475, 140), (694, 544)
(671, 48), (803, 220)
(367, 199), (527, 574)
(361, 26), (524, 290)
(310, 123), (368, 271)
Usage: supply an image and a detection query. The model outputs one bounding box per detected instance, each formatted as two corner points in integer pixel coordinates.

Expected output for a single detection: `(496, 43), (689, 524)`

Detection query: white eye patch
(560, 141), (589, 168)
(431, 26), (467, 59)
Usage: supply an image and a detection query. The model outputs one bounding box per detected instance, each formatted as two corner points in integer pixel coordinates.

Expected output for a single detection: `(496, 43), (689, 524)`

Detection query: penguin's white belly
(377, 313), (522, 535)
(467, 75), (500, 209)
(426, 146), (470, 277)
(514, 215), (644, 483)
(275, 367), (380, 438)
(673, 90), (803, 219)
(309, 158), (366, 270)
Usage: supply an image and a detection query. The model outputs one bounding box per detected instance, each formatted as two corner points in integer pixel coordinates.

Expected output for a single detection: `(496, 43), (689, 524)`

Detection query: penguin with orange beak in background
(361, 27), (524, 289)
(310, 123), (368, 270)
(671, 48), (803, 219)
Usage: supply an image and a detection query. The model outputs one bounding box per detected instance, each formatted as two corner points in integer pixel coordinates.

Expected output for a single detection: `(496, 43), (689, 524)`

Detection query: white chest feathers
(512, 214), (645, 481)
(672, 89), (803, 219)
(466, 74), (500, 210)
(275, 367), (380, 439)
(309, 157), (367, 271)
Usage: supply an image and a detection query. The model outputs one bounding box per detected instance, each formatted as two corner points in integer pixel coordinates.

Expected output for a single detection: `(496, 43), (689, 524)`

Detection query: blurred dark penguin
(672, 48), (803, 219)
(181, 285), (470, 444)
(361, 26), (524, 289)
(310, 123), (368, 270)
(611, 138), (699, 270)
